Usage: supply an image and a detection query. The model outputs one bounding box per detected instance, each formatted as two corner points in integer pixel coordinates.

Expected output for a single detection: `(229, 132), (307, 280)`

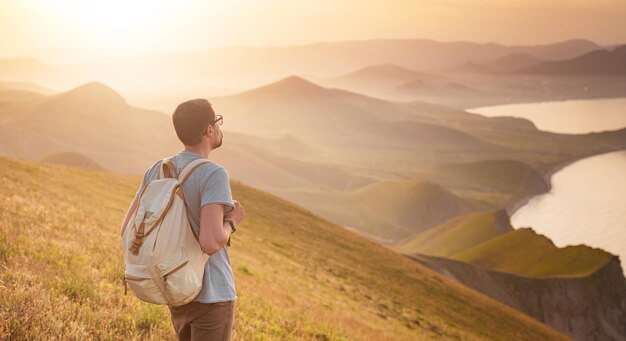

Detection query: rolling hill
(394, 210), (513, 258)
(0, 81), (55, 96)
(0, 82), (181, 173)
(0, 156), (569, 340)
(395, 80), (482, 99)
(211, 75), (512, 165)
(321, 64), (444, 97)
(412, 253), (626, 341)
(41, 151), (104, 171)
(397, 210), (626, 340)
(451, 228), (614, 278)
(426, 159), (550, 211)
(346, 179), (476, 241)
(446, 53), (545, 74)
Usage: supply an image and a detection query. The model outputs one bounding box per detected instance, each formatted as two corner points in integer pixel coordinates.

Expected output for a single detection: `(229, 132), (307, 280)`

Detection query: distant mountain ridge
(0, 38), (604, 103)
(449, 52), (545, 74)
(517, 45), (626, 75)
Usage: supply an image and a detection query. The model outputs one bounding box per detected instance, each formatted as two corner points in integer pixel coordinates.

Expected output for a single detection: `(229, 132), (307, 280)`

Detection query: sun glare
(34, 0), (182, 51)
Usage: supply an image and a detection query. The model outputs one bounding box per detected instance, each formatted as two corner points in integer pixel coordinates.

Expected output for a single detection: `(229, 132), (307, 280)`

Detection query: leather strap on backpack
(128, 185), (180, 255)
(178, 158), (210, 186)
(158, 157), (178, 179)
(178, 158), (210, 241)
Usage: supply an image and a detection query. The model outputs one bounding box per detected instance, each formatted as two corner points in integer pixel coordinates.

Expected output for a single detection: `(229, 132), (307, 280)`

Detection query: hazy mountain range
(1, 78), (624, 244)
(0, 38), (617, 111)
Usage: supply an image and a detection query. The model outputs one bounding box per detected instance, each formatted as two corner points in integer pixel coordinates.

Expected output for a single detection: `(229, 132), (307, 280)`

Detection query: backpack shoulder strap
(178, 158), (210, 185)
(157, 157), (178, 179)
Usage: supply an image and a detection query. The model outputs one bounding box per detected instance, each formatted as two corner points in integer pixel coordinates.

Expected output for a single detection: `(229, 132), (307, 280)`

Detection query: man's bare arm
(199, 204), (231, 255)
(199, 201), (245, 255)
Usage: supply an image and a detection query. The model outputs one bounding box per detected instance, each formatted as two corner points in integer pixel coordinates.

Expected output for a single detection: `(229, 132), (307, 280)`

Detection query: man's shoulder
(193, 161), (228, 178)
(143, 159), (163, 179)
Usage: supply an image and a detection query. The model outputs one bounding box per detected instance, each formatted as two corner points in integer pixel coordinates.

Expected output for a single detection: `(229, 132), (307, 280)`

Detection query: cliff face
(412, 255), (626, 341)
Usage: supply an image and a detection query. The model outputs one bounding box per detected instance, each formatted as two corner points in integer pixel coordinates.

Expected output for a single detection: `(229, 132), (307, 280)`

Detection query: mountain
(448, 53), (545, 74)
(527, 39), (606, 61)
(41, 151), (104, 171)
(321, 64), (444, 96)
(398, 210), (626, 340)
(0, 81), (55, 96)
(212, 141), (377, 192)
(413, 254), (626, 341)
(429, 159), (550, 211)
(345, 179), (476, 242)
(0, 80), (371, 195)
(485, 53), (545, 72)
(211, 76), (508, 159)
(0, 156), (569, 340)
(452, 228), (614, 277)
(395, 79), (482, 98)
(2, 79), (625, 249)
(394, 210), (513, 258)
(518, 45), (626, 75)
(0, 82), (53, 122)
(0, 82), (180, 173)
(2, 79), (625, 247)
(326, 64), (441, 84)
(0, 39), (603, 112)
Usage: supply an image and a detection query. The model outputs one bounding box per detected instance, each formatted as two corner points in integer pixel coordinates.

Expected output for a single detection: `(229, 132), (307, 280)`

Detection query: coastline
(465, 95), (626, 113)
(506, 148), (626, 218)
(464, 95), (626, 113)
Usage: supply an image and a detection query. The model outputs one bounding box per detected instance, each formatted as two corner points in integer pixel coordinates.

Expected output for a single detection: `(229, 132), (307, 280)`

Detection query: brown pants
(169, 300), (235, 341)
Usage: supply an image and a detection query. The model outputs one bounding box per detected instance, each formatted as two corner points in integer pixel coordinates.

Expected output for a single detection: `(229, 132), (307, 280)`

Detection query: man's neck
(183, 145), (211, 158)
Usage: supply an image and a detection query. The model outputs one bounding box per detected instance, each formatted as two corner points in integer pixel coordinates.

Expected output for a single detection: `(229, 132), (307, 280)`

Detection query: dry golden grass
(0, 156), (569, 340)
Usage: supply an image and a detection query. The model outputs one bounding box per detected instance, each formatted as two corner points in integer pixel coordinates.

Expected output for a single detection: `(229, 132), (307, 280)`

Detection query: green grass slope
(0, 156), (568, 340)
(428, 159), (549, 210)
(394, 210), (513, 258)
(451, 228), (614, 278)
(347, 179), (475, 242)
(436, 159), (546, 193)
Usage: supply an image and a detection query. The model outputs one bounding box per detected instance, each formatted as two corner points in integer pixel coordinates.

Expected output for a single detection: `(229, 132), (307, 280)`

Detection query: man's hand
(225, 199), (245, 226)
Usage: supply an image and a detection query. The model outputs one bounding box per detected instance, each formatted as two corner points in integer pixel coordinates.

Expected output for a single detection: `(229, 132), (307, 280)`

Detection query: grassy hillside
(451, 228), (614, 278)
(41, 151), (104, 171)
(423, 159), (549, 210)
(0, 156), (568, 340)
(346, 179), (475, 241)
(394, 210), (512, 258)
(435, 159), (547, 194)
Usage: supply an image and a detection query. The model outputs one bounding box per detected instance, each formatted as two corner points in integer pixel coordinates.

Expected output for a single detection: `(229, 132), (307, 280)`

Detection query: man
(120, 98), (245, 341)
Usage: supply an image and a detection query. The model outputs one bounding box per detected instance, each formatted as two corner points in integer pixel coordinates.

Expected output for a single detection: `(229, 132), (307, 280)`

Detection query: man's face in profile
(211, 121), (223, 149)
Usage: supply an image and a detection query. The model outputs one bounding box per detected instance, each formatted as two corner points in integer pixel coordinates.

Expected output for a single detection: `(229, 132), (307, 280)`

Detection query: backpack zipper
(163, 260), (189, 282)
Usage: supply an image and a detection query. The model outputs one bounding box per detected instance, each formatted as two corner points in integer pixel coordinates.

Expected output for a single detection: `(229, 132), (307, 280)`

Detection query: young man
(120, 98), (245, 341)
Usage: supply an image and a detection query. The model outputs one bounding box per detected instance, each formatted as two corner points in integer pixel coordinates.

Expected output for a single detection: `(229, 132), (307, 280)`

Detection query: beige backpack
(122, 157), (209, 306)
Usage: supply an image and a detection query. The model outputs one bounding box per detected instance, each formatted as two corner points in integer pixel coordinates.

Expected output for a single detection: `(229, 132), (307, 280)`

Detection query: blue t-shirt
(135, 150), (237, 303)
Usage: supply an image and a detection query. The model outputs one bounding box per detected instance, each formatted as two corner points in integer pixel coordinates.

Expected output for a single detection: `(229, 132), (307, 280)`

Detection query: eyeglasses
(212, 114), (223, 126)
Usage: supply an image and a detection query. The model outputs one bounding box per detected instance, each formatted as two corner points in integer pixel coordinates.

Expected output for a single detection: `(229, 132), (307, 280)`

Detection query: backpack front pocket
(157, 251), (202, 306)
(125, 264), (167, 305)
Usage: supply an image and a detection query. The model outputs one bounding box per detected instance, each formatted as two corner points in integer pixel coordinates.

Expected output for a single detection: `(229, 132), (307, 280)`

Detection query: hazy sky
(1, 0), (625, 59)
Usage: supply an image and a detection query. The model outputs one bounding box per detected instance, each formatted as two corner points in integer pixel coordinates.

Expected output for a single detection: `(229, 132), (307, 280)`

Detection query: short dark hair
(172, 99), (216, 146)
